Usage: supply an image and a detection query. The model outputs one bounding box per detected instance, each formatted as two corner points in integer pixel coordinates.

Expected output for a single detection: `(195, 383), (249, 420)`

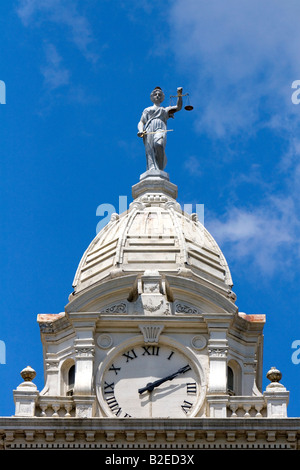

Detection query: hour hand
(138, 365), (191, 394)
(138, 377), (169, 395)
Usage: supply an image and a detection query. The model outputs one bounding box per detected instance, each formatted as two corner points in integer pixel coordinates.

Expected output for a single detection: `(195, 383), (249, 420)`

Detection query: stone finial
(14, 366), (39, 417)
(266, 366), (282, 383)
(264, 366), (289, 418)
(20, 366), (36, 382)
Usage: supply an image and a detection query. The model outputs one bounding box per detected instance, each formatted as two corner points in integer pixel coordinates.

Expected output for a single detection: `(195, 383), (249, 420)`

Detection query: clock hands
(138, 365), (191, 394)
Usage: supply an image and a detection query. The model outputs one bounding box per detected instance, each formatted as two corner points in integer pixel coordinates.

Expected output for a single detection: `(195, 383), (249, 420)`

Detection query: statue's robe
(140, 105), (173, 171)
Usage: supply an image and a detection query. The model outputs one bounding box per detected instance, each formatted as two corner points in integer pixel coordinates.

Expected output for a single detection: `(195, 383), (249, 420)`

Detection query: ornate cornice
(0, 417), (299, 450)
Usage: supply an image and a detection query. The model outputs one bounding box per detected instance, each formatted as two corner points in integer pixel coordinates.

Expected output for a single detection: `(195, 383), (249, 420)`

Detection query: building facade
(0, 167), (299, 451)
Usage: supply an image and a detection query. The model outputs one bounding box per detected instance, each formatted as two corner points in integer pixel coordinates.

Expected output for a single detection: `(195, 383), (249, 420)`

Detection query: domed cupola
(67, 170), (237, 316)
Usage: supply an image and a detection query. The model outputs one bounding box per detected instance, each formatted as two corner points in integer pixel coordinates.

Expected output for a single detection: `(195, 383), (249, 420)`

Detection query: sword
(139, 129), (173, 137)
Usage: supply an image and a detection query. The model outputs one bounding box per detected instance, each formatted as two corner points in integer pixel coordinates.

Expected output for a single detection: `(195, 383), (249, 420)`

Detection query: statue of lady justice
(137, 87), (183, 171)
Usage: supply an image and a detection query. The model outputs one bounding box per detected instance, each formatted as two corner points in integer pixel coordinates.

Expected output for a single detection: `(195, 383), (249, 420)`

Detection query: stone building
(1, 80), (299, 450)
(0, 167), (298, 451)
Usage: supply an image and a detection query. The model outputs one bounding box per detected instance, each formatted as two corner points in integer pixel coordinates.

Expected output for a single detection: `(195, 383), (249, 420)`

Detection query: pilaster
(203, 313), (232, 395)
(68, 312), (98, 397)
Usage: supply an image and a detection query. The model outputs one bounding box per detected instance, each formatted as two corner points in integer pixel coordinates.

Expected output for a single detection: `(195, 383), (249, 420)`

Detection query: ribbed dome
(72, 172), (233, 300)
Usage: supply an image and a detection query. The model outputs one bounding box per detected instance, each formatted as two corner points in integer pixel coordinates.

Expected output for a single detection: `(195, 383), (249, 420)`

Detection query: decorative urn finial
(266, 366), (282, 383)
(20, 365), (36, 382)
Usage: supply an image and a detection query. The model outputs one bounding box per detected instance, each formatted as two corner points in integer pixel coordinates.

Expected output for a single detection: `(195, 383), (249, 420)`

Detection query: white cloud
(16, 0), (98, 63)
(167, 1), (300, 276)
(184, 155), (202, 176)
(41, 43), (70, 90)
(16, 0), (99, 100)
(204, 144), (300, 275)
(169, 0), (300, 138)
(207, 195), (300, 275)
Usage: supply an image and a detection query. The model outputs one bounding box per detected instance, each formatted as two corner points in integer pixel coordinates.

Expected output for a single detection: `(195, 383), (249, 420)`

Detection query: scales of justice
(137, 86), (193, 181)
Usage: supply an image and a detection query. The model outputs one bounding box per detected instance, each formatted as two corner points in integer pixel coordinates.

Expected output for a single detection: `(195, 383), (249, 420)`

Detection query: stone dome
(71, 171), (234, 305)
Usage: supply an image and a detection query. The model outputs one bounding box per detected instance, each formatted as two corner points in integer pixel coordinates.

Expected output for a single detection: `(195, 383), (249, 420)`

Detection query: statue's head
(150, 87), (165, 104)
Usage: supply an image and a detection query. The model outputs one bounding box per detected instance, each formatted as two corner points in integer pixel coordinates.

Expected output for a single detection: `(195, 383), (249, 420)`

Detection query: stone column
(68, 313), (98, 417)
(203, 313), (232, 418)
(203, 313), (231, 394)
(207, 340), (228, 394)
(44, 356), (60, 395)
(74, 338), (95, 396)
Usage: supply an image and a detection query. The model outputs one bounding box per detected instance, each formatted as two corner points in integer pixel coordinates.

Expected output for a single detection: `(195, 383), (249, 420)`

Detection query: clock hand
(138, 365), (191, 394)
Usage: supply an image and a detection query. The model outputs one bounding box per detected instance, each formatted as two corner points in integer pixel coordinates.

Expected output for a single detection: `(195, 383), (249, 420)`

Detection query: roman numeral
(108, 364), (121, 375)
(181, 400), (193, 414)
(122, 349), (138, 362)
(106, 395), (122, 416)
(142, 345), (160, 356)
(103, 381), (115, 394)
(186, 382), (197, 395)
(167, 351), (174, 360)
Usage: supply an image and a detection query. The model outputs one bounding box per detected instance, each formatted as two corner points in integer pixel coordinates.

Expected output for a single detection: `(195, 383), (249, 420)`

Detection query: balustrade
(227, 397), (266, 417)
(37, 397), (74, 417)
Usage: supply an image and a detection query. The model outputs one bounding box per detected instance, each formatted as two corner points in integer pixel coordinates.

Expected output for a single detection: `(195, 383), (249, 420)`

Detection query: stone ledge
(1, 416), (299, 427)
(1, 417), (299, 450)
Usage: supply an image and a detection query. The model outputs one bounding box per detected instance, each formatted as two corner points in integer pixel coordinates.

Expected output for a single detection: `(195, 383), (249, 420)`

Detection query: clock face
(97, 343), (200, 418)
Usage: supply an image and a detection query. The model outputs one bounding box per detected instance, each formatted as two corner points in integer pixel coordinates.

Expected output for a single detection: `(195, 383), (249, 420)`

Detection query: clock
(96, 340), (202, 418)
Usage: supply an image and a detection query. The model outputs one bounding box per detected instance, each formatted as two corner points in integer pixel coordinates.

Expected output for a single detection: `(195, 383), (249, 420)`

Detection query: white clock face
(98, 343), (200, 418)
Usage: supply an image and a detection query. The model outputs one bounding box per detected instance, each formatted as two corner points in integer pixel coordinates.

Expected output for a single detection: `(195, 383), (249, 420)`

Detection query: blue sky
(1, 0), (300, 416)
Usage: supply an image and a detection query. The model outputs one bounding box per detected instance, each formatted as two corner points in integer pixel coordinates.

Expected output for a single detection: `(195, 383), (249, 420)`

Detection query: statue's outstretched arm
(168, 87), (183, 115)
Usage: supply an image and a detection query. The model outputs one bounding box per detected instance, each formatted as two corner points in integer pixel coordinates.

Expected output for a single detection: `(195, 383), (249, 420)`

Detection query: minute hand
(138, 365), (191, 394)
